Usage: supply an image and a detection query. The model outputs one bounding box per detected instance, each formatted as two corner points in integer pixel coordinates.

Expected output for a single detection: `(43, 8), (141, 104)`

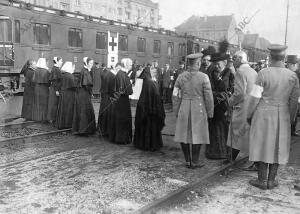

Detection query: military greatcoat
(227, 64), (257, 154)
(173, 70), (214, 144)
(247, 62), (300, 164)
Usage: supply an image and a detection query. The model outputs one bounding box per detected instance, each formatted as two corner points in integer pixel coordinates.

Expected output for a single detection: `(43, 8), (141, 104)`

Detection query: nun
(56, 61), (76, 129)
(72, 57), (96, 135)
(21, 59), (36, 120)
(47, 56), (63, 124)
(32, 58), (50, 122)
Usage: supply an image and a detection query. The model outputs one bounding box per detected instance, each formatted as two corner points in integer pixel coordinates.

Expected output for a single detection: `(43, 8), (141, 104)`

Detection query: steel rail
(132, 136), (300, 214)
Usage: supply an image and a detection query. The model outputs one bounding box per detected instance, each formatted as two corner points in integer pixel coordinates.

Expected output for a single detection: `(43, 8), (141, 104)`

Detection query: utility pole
(284, 0), (289, 46)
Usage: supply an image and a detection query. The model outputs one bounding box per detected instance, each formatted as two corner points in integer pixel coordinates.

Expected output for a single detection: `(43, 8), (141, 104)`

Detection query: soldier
(247, 44), (300, 190)
(286, 55), (300, 136)
(173, 53), (214, 169)
(224, 51), (258, 167)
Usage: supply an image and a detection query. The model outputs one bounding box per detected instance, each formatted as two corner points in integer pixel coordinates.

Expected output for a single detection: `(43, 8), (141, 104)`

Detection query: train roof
(0, 0), (269, 53)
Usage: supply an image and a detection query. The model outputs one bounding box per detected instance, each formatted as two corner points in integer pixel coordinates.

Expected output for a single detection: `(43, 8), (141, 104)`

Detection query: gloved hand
(55, 91), (60, 96)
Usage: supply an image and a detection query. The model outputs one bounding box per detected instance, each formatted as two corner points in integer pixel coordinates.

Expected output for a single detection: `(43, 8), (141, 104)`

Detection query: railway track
(0, 120), (74, 168)
(0, 120), (72, 144)
(132, 136), (300, 214)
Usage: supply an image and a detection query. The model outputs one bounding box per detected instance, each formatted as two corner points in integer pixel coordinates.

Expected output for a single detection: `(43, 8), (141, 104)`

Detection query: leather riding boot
(267, 163), (279, 189)
(191, 144), (204, 169)
(249, 162), (268, 190)
(180, 143), (191, 168)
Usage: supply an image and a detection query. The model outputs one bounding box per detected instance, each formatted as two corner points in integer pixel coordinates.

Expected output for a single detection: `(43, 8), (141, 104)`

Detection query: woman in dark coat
(56, 61), (76, 129)
(98, 66), (115, 137)
(21, 59), (36, 120)
(72, 57), (96, 135)
(108, 63), (133, 144)
(205, 53), (234, 159)
(133, 66), (165, 151)
(32, 58), (50, 122)
(47, 57), (63, 124)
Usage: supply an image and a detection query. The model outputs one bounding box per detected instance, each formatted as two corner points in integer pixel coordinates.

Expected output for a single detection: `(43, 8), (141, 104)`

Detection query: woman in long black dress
(47, 56), (63, 124)
(133, 66), (165, 151)
(72, 57), (96, 135)
(205, 53), (234, 159)
(56, 61), (76, 129)
(21, 59), (36, 120)
(32, 58), (50, 122)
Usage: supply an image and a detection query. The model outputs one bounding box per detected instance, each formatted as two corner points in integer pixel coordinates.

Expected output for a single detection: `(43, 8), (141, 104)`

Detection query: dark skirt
(56, 89), (75, 129)
(97, 93), (112, 137)
(47, 86), (59, 121)
(205, 118), (229, 159)
(108, 95), (132, 144)
(32, 84), (49, 121)
(72, 88), (96, 135)
(133, 115), (163, 151)
(21, 85), (34, 120)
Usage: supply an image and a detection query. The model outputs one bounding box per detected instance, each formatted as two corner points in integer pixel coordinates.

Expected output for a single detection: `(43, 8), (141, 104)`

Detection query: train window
(96, 32), (107, 50)
(68, 28), (82, 47)
(153, 40), (161, 54)
(0, 17), (12, 42)
(15, 20), (20, 43)
(194, 44), (200, 53)
(33, 23), (51, 45)
(119, 35), (128, 51)
(137, 37), (146, 53)
(179, 43), (186, 56)
(167, 42), (174, 57)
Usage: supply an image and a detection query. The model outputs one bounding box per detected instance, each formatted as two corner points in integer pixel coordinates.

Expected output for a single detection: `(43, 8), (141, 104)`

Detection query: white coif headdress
(36, 58), (49, 70)
(83, 57), (88, 66)
(61, 61), (74, 74)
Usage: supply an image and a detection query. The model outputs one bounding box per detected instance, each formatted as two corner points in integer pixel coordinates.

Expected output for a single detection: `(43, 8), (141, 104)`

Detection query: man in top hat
(205, 51), (235, 159)
(224, 50), (258, 166)
(200, 46), (216, 81)
(286, 55), (300, 136)
(173, 53), (214, 168)
(247, 44), (300, 190)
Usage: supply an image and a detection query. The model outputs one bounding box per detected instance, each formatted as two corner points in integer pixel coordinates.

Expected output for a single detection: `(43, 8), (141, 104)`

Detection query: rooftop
(175, 15), (234, 32)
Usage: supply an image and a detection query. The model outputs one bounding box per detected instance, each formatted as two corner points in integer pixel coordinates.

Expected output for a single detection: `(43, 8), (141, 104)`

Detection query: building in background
(22, 0), (160, 28)
(242, 33), (270, 50)
(175, 15), (239, 45)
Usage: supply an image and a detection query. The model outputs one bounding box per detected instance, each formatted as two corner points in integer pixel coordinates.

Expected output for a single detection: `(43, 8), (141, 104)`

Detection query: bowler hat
(210, 53), (227, 62)
(286, 55), (298, 64)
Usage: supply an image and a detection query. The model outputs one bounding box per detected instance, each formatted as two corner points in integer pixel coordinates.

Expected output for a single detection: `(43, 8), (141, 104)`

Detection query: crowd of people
(20, 39), (300, 190)
(172, 41), (300, 191)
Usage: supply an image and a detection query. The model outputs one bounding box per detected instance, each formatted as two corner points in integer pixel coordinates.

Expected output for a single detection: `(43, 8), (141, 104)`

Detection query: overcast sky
(152, 0), (300, 55)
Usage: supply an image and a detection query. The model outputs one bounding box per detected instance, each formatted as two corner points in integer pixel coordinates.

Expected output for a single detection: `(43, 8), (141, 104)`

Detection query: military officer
(286, 55), (300, 136)
(225, 51), (258, 163)
(173, 53), (214, 169)
(247, 44), (300, 190)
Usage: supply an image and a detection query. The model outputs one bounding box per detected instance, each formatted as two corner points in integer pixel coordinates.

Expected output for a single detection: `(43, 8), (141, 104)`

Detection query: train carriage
(0, 0), (269, 92)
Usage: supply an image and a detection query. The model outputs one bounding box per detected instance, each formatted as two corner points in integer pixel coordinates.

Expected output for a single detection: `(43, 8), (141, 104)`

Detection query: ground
(159, 140), (300, 214)
(0, 96), (299, 214)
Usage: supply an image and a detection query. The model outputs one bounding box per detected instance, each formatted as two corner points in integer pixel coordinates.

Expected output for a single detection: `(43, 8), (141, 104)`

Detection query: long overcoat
(247, 62), (300, 164)
(173, 70), (214, 144)
(226, 64), (257, 154)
